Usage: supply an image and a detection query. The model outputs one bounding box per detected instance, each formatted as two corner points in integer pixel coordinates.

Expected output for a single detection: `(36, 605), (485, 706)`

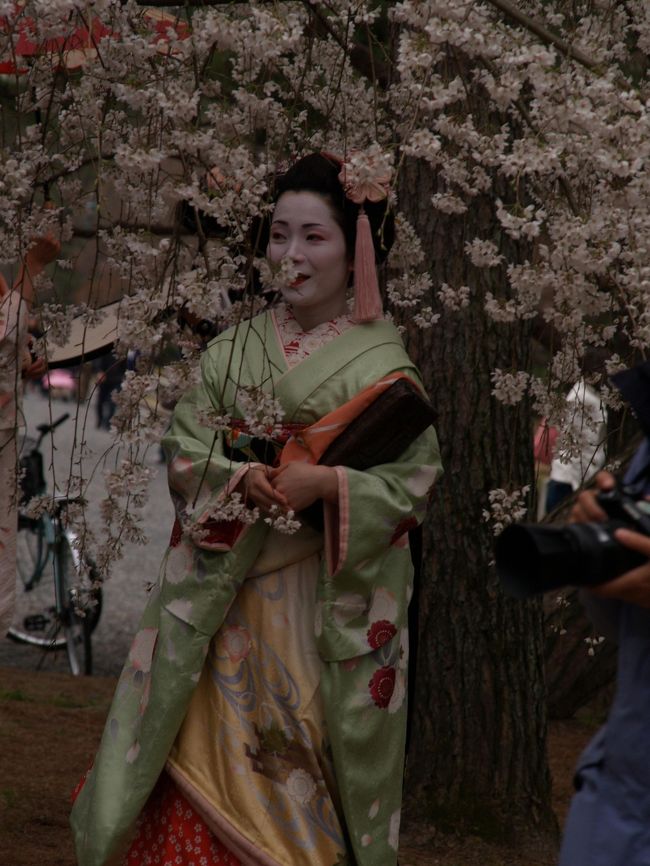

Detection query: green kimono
(71, 309), (441, 866)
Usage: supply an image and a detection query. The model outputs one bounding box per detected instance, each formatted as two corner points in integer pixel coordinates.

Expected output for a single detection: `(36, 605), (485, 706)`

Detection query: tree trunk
(398, 156), (556, 842)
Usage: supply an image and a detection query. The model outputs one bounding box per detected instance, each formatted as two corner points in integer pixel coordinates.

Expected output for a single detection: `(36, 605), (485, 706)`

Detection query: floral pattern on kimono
(272, 302), (353, 367)
(70, 309), (442, 866)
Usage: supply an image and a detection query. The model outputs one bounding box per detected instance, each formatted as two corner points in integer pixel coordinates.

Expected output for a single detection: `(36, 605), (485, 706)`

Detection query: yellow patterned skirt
(167, 528), (348, 866)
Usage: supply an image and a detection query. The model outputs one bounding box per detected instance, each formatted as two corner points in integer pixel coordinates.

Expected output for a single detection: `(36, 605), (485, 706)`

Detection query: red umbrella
(0, 3), (189, 75)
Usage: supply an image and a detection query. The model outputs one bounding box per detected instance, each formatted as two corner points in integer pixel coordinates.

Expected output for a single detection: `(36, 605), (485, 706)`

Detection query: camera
(495, 361), (650, 598)
(495, 485), (650, 598)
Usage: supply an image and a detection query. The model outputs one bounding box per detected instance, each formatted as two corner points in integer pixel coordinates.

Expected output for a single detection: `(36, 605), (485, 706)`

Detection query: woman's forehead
(272, 190), (337, 226)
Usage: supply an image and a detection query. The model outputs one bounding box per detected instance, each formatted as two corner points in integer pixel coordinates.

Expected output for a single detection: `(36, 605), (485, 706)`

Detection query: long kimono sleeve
(317, 422), (442, 662)
(326, 426), (441, 575)
(316, 421), (442, 866)
(161, 351), (255, 552)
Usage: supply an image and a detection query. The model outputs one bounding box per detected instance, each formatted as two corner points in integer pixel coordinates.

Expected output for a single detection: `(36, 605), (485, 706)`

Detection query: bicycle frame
(10, 413), (102, 675)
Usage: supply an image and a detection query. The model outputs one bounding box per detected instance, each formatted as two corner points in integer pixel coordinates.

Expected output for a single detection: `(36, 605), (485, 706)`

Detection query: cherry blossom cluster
(4, 0), (650, 572)
(482, 485), (531, 537)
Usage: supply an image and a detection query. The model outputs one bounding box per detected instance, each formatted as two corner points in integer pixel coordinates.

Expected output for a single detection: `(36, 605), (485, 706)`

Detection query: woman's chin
(280, 287), (312, 306)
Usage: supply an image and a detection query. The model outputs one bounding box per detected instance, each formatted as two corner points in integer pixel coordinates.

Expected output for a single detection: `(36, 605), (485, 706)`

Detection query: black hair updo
(254, 152), (394, 264)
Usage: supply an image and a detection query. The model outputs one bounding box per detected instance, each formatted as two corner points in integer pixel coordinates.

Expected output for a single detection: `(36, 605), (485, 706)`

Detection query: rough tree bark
(398, 156), (556, 843)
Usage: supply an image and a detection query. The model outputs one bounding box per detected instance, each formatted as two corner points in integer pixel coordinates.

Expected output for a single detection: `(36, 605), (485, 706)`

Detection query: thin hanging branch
(484, 0), (601, 72)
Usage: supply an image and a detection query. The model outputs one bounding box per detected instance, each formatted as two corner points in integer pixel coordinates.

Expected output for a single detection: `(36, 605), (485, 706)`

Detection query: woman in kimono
(71, 153), (441, 866)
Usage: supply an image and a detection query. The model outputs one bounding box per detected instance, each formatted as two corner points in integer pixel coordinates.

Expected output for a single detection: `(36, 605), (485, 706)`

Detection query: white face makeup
(267, 190), (351, 330)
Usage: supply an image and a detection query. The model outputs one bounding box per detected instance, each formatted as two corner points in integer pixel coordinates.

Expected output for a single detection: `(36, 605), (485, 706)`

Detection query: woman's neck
(287, 299), (349, 332)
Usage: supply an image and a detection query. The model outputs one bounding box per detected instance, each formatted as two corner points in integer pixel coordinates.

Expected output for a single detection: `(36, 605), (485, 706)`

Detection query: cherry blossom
(3, 0), (650, 575)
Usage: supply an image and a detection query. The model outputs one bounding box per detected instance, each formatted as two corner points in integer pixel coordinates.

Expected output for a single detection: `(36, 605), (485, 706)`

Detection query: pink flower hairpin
(338, 168), (391, 204)
(337, 149), (392, 204)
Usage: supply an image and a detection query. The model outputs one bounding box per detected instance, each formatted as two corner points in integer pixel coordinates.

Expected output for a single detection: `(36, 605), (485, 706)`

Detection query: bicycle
(7, 413), (103, 675)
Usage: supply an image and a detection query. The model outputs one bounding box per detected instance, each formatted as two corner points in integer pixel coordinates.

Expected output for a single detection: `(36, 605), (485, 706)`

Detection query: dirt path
(0, 667), (594, 866)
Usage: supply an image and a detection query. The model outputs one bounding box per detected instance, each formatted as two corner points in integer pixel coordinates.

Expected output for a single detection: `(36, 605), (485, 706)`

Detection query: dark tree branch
(484, 0), (601, 72)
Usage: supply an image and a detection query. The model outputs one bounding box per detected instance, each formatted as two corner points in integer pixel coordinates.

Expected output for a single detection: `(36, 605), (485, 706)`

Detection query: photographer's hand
(570, 471), (616, 523)
(589, 530), (650, 608)
(572, 471), (650, 608)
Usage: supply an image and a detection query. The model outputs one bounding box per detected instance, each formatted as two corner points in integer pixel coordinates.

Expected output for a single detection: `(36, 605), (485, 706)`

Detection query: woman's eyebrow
(270, 220), (327, 228)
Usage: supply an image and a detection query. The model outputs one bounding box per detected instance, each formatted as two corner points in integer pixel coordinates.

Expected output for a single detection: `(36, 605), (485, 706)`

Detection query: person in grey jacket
(559, 446), (650, 866)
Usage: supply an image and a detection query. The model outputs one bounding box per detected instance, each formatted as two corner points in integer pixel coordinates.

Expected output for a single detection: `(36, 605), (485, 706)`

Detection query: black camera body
(496, 362), (650, 599)
(596, 486), (650, 535)
(496, 483), (650, 600)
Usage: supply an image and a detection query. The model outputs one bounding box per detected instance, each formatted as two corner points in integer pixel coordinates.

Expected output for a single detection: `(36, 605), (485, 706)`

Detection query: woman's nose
(286, 238), (305, 261)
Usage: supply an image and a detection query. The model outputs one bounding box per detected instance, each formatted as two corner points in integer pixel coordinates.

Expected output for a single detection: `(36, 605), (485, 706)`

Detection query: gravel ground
(0, 385), (174, 677)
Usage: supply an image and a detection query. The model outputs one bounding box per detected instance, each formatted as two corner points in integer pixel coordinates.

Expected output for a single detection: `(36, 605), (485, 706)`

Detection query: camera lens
(495, 521), (647, 598)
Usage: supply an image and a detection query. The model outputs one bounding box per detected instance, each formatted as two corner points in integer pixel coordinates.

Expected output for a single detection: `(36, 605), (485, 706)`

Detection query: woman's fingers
(262, 465), (290, 505)
(245, 467), (287, 510)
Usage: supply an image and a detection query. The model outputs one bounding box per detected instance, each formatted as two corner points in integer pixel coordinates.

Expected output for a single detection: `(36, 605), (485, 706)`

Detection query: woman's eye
(307, 234), (323, 241)
(270, 232), (286, 242)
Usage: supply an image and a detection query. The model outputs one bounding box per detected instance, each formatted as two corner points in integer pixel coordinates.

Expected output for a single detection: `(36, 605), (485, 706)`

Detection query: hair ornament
(337, 166), (391, 205)
(336, 148), (393, 323)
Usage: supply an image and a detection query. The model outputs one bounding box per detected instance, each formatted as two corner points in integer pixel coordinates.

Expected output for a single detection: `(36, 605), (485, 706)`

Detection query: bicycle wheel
(15, 514), (48, 591)
(10, 516), (68, 653)
(10, 519), (101, 675)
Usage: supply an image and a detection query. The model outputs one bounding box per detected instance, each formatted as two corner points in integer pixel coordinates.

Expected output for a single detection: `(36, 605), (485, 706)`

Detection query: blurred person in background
(545, 371), (608, 514)
(0, 233), (60, 635)
(93, 351), (126, 430)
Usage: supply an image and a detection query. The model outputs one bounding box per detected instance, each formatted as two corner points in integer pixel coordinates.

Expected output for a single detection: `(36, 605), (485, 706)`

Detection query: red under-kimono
(125, 773), (240, 866)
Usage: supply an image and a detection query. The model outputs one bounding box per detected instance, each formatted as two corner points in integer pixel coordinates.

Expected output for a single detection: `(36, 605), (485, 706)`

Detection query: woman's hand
(238, 465), (288, 512)
(572, 470), (650, 608)
(268, 463), (338, 512)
